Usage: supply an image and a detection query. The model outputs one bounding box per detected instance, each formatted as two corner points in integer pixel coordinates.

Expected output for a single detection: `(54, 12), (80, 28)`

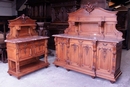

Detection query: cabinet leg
(17, 77), (20, 79)
(66, 69), (70, 71)
(9, 74), (12, 76)
(55, 65), (59, 67)
(91, 76), (96, 79)
(110, 81), (115, 83)
(45, 66), (49, 68)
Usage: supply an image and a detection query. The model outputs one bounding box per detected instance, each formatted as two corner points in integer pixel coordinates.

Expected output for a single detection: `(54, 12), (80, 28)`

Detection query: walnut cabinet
(53, 5), (124, 82)
(5, 15), (49, 79)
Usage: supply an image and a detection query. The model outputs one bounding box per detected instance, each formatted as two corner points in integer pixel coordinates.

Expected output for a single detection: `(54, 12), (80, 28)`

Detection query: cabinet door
(18, 42), (32, 60)
(54, 37), (69, 65)
(68, 40), (95, 76)
(34, 40), (46, 56)
(68, 39), (80, 67)
(96, 42), (115, 75)
(81, 41), (95, 71)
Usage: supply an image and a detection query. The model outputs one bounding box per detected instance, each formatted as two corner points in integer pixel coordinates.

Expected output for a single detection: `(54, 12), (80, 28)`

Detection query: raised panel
(18, 43), (28, 49)
(69, 39), (80, 67)
(56, 38), (68, 64)
(18, 47), (32, 60)
(96, 42), (114, 75)
(35, 45), (45, 55)
(81, 41), (94, 70)
(7, 47), (16, 60)
(34, 40), (45, 55)
(79, 22), (100, 36)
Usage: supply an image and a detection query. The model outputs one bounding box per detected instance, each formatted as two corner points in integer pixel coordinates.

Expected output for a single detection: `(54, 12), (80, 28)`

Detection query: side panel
(53, 37), (69, 67)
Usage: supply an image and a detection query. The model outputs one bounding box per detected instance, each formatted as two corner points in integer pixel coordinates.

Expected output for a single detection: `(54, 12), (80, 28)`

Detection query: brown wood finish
(5, 14), (49, 79)
(53, 4), (124, 82)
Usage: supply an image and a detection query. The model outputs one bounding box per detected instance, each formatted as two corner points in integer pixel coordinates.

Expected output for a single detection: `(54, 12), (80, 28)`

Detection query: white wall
(0, 0), (17, 16)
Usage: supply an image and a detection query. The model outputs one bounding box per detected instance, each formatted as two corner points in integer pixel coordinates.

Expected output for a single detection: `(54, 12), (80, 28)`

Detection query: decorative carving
(83, 3), (94, 13)
(84, 46), (89, 55)
(53, 6), (123, 82)
(5, 15), (49, 79)
(60, 42), (64, 51)
(102, 48), (107, 61)
(21, 14), (27, 23)
(72, 44), (77, 52)
(66, 59), (70, 65)
(103, 43), (108, 46)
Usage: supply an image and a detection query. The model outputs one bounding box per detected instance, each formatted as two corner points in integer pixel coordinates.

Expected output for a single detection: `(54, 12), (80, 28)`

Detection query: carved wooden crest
(20, 14), (27, 23)
(83, 3), (94, 13)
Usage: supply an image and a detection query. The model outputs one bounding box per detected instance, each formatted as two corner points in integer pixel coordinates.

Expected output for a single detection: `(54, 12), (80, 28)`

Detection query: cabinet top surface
(53, 34), (124, 43)
(5, 36), (49, 43)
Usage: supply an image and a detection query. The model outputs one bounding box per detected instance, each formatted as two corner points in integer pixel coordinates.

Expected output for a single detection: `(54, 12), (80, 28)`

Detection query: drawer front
(35, 40), (45, 45)
(14, 40), (46, 60)
(18, 42), (33, 60)
(18, 42), (32, 49)
(34, 40), (46, 56)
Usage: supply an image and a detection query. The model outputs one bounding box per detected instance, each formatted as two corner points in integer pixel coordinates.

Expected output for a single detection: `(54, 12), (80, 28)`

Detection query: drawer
(57, 38), (68, 44)
(18, 42), (33, 49)
(18, 47), (32, 60)
(34, 40), (45, 46)
(34, 44), (45, 55)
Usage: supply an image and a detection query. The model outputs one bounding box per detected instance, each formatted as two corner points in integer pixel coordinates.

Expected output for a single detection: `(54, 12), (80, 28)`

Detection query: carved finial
(21, 14), (25, 19)
(83, 3), (94, 13)
(21, 14), (26, 23)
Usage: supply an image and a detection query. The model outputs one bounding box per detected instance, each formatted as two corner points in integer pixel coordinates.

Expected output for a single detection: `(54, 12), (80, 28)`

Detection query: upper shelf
(61, 4), (124, 41)
(6, 14), (38, 40)
(68, 7), (118, 22)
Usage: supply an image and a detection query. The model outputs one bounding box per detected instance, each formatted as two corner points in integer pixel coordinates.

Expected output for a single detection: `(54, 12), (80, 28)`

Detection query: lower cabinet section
(54, 38), (69, 67)
(6, 39), (49, 79)
(66, 39), (96, 77)
(53, 37), (122, 82)
(8, 59), (49, 79)
(96, 42), (122, 82)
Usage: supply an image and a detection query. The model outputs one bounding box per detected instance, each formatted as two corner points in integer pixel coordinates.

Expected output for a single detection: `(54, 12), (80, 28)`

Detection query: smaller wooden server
(53, 5), (124, 82)
(5, 14), (49, 79)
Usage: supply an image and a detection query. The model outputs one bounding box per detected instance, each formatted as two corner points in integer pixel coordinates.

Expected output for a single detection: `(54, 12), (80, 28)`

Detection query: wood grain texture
(5, 15), (49, 79)
(53, 5), (124, 82)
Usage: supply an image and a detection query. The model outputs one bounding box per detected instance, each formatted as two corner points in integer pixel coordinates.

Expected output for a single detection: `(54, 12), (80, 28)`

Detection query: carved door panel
(81, 41), (95, 71)
(18, 42), (32, 60)
(96, 42), (115, 75)
(55, 38), (68, 64)
(34, 40), (45, 56)
(68, 39), (80, 67)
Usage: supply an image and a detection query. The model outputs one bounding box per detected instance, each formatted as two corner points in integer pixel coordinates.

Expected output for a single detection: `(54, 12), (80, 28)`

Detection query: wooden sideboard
(53, 5), (124, 83)
(5, 14), (49, 79)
